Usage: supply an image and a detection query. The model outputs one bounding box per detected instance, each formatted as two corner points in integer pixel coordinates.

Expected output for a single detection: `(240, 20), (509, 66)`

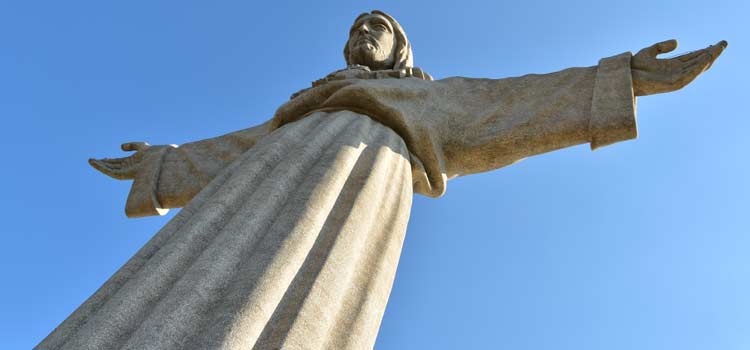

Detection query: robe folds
(37, 53), (637, 350)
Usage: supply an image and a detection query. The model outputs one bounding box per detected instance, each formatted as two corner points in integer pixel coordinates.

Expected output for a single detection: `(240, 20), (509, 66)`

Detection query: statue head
(344, 10), (413, 71)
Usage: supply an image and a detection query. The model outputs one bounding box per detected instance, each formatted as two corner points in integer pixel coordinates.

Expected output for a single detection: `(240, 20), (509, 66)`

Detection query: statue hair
(343, 10), (414, 69)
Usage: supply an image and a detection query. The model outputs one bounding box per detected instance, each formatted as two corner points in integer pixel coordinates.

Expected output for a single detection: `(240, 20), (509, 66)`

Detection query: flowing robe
(37, 53), (637, 350)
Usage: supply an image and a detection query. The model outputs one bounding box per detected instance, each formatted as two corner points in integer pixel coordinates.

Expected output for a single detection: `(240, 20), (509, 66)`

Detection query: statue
(36, 10), (726, 350)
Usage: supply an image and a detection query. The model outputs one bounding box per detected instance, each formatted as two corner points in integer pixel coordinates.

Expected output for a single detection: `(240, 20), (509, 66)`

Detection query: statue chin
(349, 47), (394, 71)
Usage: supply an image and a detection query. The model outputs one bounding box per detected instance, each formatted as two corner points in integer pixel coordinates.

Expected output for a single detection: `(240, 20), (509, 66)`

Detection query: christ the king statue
(37, 10), (726, 350)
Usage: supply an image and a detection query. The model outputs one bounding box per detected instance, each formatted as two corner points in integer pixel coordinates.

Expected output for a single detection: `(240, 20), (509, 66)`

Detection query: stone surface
(39, 9), (725, 350)
(39, 113), (412, 350)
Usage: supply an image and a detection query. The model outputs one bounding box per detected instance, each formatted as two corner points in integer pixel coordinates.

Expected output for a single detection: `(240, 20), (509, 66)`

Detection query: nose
(357, 23), (370, 34)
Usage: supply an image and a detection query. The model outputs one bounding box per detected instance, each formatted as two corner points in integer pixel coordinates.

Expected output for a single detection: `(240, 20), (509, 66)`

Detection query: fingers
(674, 49), (704, 62)
(88, 158), (106, 173)
(676, 40), (727, 62)
(638, 39), (678, 57)
(672, 43), (726, 90)
(88, 157), (136, 180)
(708, 40), (727, 61)
(680, 52), (710, 73)
(679, 41), (726, 74)
(121, 141), (150, 152)
(89, 158), (120, 178)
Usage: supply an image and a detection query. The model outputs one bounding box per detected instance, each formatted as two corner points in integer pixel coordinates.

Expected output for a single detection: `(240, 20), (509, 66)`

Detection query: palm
(631, 39), (727, 96)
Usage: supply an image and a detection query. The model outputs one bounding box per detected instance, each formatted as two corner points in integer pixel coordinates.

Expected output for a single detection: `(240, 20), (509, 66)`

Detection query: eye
(373, 24), (389, 32)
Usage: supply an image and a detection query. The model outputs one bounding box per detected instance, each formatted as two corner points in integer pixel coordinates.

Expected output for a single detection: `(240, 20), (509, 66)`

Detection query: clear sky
(2, 1), (748, 349)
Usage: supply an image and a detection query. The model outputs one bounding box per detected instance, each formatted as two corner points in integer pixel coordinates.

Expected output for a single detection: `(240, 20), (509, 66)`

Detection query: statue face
(346, 14), (396, 70)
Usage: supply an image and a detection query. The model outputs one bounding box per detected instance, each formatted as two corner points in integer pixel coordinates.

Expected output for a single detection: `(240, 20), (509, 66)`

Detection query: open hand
(631, 39), (727, 96)
(88, 142), (151, 180)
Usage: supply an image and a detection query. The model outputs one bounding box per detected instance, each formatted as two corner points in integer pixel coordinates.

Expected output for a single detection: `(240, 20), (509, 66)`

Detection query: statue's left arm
(435, 40), (726, 179)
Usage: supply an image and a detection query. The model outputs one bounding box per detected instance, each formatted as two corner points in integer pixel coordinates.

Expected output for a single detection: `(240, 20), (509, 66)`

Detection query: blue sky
(2, 1), (748, 349)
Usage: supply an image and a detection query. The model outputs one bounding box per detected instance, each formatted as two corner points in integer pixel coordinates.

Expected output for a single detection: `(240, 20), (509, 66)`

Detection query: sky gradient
(2, 1), (748, 349)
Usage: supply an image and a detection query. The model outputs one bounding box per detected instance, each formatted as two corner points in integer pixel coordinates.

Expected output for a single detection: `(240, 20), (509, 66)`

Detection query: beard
(348, 41), (395, 71)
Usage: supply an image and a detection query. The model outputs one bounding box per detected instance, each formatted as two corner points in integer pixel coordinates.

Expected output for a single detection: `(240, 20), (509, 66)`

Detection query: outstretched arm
(90, 120), (272, 217)
(440, 39), (726, 179)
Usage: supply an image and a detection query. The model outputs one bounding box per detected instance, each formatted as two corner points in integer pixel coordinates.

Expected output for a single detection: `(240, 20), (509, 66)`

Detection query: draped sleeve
(124, 120), (271, 217)
(437, 51), (637, 178)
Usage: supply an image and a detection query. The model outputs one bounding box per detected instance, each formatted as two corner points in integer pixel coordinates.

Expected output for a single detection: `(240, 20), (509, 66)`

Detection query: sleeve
(438, 52), (637, 178)
(124, 120), (271, 218)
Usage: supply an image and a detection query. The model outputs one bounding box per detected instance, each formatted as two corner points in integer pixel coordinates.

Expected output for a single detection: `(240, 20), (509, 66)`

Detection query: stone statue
(36, 10), (726, 350)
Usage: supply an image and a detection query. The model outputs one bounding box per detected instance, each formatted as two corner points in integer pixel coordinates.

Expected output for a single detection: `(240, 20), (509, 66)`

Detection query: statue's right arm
(89, 119), (272, 217)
